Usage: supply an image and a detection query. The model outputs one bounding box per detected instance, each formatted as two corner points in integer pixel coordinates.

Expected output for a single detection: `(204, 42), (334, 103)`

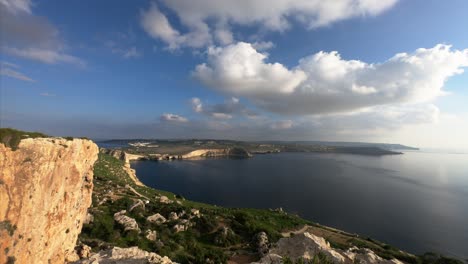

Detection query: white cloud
(140, 0), (398, 49)
(251, 41), (275, 51)
(194, 42), (307, 96)
(140, 2), (212, 50)
(214, 28), (234, 45)
(0, 0), (32, 14)
(0, 0), (83, 66)
(194, 42), (468, 115)
(190, 97), (204, 113)
(3, 47), (85, 66)
(160, 113), (188, 122)
(190, 96), (258, 119)
(0, 62), (34, 82)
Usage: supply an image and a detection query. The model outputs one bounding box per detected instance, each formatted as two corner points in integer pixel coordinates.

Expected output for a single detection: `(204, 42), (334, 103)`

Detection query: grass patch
(0, 128), (48, 150)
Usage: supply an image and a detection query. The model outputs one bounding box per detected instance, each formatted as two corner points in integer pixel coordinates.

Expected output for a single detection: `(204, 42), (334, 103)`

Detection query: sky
(1, 0), (468, 149)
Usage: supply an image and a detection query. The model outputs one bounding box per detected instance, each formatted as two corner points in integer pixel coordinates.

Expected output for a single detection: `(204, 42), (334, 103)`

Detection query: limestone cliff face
(0, 138), (99, 264)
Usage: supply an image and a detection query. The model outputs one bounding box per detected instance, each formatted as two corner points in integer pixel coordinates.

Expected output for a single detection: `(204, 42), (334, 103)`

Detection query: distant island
(97, 139), (414, 161)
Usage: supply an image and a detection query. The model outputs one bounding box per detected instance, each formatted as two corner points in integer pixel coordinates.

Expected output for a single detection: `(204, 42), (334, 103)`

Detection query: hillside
(76, 152), (461, 264)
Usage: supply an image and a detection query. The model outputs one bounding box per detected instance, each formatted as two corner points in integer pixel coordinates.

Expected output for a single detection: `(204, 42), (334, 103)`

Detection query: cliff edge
(0, 137), (99, 264)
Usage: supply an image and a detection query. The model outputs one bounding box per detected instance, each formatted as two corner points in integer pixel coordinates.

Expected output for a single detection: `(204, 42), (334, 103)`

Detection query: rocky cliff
(0, 137), (99, 264)
(181, 147), (252, 159)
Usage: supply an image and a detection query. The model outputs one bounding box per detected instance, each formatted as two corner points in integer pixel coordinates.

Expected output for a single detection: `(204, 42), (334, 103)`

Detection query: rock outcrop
(255, 232), (270, 257)
(114, 210), (140, 232)
(253, 232), (404, 264)
(147, 213), (167, 224)
(181, 147), (252, 159)
(0, 137), (99, 264)
(71, 246), (176, 264)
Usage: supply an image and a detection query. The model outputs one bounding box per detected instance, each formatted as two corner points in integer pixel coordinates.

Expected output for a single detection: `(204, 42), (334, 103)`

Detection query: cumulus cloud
(194, 42), (468, 115)
(160, 113), (188, 122)
(0, 61), (34, 82)
(0, 0), (83, 66)
(194, 42), (307, 95)
(190, 97), (258, 119)
(140, 0), (398, 49)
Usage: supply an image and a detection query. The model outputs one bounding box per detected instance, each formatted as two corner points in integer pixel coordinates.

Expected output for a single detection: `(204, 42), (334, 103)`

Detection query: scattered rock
(190, 209), (200, 218)
(83, 213), (94, 224)
(178, 210), (186, 218)
(114, 210), (140, 232)
(128, 199), (145, 212)
(253, 232), (404, 264)
(255, 232), (270, 257)
(147, 213), (167, 224)
(173, 224), (188, 233)
(145, 230), (157, 241)
(159, 196), (172, 204)
(76, 244), (92, 259)
(71, 246), (176, 264)
(169, 212), (179, 221)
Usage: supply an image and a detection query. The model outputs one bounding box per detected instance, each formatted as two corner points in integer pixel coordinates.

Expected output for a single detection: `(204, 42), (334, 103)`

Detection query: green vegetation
(81, 153), (310, 263)
(0, 128), (48, 150)
(80, 153), (463, 264)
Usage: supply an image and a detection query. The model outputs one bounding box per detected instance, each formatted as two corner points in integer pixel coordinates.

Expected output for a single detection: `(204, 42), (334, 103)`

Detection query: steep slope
(0, 137), (99, 264)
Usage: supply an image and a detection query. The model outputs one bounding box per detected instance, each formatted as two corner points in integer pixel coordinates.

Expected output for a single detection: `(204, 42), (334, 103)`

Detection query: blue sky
(1, 0), (468, 149)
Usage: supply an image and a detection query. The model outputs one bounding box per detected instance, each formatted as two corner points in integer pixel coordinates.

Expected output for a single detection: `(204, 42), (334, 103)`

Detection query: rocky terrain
(0, 129), (462, 264)
(0, 137), (98, 264)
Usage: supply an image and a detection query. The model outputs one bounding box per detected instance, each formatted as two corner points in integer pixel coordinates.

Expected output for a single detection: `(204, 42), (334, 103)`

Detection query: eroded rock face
(71, 246), (176, 264)
(253, 232), (404, 264)
(0, 138), (99, 264)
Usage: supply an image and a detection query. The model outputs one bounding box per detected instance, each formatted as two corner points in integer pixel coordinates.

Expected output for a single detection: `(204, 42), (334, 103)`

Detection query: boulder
(159, 196), (172, 204)
(145, 230), (157, 241)
(255, 232), (270, 257)
(83, 213), (94, 225)
(71, 246), (176, 264)
(169, 212), (179, 221)
(253, 232), (404, 264)
(190, 209), (201, 218)
(147, 213), (167, 224)
(114, 210), (140, 232)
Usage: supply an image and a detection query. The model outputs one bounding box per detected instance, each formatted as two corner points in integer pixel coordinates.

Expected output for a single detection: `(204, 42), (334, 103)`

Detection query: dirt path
(281, 225), (311, 237)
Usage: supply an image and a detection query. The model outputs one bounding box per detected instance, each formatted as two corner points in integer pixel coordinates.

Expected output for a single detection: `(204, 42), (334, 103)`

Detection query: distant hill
(262, 141), (419, 151)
